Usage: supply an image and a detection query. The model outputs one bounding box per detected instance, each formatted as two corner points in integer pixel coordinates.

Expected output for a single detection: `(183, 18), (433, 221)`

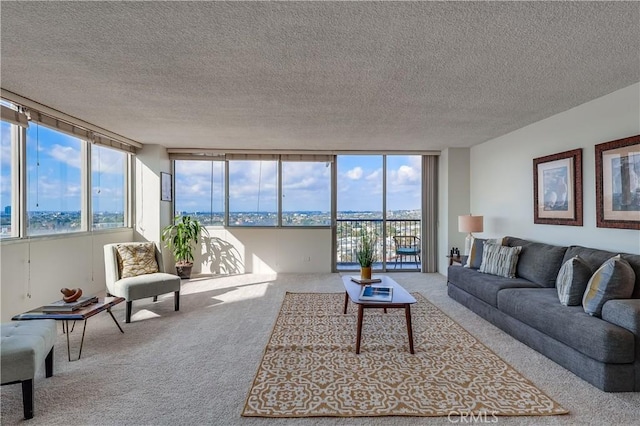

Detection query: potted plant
(356, 229), (377, 280)
(161, 215), (209, 279)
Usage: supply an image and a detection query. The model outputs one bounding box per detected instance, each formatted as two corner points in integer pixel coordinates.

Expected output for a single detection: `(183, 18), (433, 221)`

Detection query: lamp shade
(458, 215), (483, 233)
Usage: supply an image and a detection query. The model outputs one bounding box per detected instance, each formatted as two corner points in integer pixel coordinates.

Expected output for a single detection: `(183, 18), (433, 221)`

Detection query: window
(228, 160), (278, 226)
(281, 161), (331, 226)
(336, 155), (384, 266)
(1, 97), (133, 239)
(337, 155), (383, 216)
(0, 118), (17, 238)
(386, 155), (422, 263)
(26, 122), (84, 235)
(173, 155), (332, 227)
(174, 160), (225, 225)
(92, 144), (127, 229)
(386, 154), (421, 225)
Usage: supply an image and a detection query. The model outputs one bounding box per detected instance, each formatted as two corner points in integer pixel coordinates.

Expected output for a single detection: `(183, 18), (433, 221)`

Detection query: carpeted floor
(1, 272), (639, 425)
(243, 292), (567, 417)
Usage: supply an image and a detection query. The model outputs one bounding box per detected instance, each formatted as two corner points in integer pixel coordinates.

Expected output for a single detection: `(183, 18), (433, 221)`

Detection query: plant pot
(360, 266), (372, 280)
(175, 264), (193, 279)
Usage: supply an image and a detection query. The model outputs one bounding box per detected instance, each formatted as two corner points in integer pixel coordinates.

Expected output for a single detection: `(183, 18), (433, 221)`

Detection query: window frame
(0, 117), (21, 239)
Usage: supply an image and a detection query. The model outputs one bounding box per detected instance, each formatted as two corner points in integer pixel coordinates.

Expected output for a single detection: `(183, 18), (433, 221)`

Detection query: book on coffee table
(350, 276), (382, 284)
(358, 284), (393, 302)
(41, 296), (99, 312)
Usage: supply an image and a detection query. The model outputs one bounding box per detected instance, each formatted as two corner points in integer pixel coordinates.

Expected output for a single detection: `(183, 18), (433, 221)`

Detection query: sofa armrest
(601, 299), (640, 336)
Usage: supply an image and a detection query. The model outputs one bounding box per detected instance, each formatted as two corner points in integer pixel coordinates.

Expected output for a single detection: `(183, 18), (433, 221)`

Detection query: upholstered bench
(1, 320), (57, 419)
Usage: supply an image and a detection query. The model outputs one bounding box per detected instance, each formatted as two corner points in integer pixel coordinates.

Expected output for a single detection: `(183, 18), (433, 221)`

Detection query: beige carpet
(242, 292), (568, 418)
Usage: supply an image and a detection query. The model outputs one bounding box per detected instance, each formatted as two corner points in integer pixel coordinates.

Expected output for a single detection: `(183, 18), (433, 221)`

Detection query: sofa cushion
(564, 246), (640, 299)
(479, 244), (521, 278)
(556, 256), (593, 306)
(447, 266), (540, 307)
(116, 242), (159, 279)
(504, 237), (567, 288)
(497, 288), (635, 364)
(464, 237), (504, 269)
(583, 255), (636, 317)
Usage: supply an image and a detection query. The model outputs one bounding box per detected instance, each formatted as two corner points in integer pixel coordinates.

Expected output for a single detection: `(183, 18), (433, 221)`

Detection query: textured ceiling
(1, 1), (639, 152)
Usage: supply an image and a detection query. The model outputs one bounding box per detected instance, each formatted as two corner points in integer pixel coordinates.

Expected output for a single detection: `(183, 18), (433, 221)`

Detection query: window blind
(1, 105), (29, 127)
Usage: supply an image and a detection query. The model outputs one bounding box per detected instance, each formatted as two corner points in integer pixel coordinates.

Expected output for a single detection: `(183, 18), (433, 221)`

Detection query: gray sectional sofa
(447, 236), (640, 392)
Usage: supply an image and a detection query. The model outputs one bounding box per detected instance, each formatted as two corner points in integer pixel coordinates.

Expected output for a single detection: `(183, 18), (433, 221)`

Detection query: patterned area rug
(242, 292), (568, 418)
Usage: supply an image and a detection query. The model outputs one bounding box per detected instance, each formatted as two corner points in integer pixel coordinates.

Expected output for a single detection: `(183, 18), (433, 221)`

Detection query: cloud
(49, 144), (81, 169)
(92, 146), (126, 175)
(390, 164), (420, 186)
(365, 169), (381, 181)
(346, 166), (363, 180)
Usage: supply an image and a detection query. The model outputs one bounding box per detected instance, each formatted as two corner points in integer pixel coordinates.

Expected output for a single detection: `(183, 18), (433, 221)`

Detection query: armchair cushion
(116, 242), (159, 278)
(114, 272), (181, 301)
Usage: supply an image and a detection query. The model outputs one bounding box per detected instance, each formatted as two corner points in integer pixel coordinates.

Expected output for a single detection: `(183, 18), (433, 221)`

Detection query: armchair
(104, 242), (181, 323)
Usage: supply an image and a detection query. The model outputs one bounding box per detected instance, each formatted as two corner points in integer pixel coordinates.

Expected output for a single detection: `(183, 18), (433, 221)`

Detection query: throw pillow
(479, 243), (522, 279)
(116, 242), (159, 279)
(582, 255), (635, 317)
(464, 237), (505, 269)
(556, 256), (593, 306)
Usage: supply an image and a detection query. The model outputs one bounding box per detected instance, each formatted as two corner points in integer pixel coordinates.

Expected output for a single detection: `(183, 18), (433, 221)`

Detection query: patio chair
(392, 236), (421, 270)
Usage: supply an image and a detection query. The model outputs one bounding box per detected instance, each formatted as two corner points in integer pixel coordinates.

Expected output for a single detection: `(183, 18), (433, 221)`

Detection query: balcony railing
(336, 218), (421, 271)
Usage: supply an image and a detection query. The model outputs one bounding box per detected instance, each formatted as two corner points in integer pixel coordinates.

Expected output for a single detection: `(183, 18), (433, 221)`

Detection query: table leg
(405, 304), (415, 354)
(65, 320), (71, 362)
(77, 320), (88, 360)
(356, 305), (364, 354)
(107, 308), (125, 333)
(343, 291), (349, 314)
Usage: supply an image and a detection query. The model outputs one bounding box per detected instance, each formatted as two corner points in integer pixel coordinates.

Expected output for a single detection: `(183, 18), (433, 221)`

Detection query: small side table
(447, 255), (463, 266)
(12, 297), (125, 361)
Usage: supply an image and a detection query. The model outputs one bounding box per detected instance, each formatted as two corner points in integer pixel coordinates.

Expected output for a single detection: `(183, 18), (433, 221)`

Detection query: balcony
(336, 218), (421, 271)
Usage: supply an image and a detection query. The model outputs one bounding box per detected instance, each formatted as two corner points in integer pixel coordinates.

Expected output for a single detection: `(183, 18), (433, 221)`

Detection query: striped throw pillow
(556, 256), (593, 306)
(479, 243), (521, 278)
(583, 255), (635, 317)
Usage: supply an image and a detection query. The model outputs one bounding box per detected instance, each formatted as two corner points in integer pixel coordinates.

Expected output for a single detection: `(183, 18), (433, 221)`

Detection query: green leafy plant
(161, 215), (209, 266)
(356, 229), (377, 267)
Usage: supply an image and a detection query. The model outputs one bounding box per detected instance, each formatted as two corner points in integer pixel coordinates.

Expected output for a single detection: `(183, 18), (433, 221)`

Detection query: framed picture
(161, 172), (172, 202)
(533, 148), (583, 226)
(595, 135), (640, 229)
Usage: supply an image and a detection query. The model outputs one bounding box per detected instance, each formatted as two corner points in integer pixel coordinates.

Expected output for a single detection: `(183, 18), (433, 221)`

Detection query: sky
(2, 118), (422, 214)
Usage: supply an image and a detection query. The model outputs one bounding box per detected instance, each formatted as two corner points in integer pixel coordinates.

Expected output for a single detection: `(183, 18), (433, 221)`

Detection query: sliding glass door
(334, 154), (422, 272)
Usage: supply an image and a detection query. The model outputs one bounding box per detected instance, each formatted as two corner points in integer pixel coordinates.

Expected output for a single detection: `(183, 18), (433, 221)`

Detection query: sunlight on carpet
(242, 292), (568, 418)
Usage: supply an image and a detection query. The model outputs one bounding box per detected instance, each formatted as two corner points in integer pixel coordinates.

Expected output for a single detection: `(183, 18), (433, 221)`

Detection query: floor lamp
(458, 215), (483, 255)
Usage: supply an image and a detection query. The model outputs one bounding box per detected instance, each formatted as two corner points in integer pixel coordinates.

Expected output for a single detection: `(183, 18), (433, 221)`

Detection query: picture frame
(533, 148), (583, 226)
(595, 135), (640, 229)
(161, 172), (172, 202)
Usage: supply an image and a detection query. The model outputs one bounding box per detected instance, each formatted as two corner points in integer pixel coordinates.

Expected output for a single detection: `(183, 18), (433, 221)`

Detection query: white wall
(0, 229), (133, 322)
(471, 83), (640, 254)
(191, 227), (332, 275)
(135, 144), (174, 268)
(437, 148), (471, 274)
